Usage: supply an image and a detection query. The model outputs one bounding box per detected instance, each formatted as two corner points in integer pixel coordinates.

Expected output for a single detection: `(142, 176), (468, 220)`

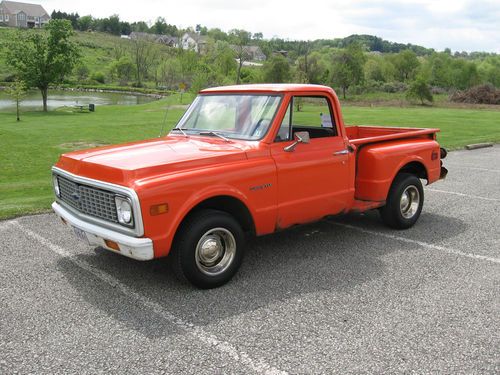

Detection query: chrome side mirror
(284, 131), (310, 152)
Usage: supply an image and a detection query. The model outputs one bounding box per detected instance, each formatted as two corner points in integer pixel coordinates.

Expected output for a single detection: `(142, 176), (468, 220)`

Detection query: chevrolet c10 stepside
(52, 84), (448, 288)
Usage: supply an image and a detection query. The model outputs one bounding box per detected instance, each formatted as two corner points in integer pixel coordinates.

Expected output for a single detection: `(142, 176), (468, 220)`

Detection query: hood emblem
(70, 191), (80, 201)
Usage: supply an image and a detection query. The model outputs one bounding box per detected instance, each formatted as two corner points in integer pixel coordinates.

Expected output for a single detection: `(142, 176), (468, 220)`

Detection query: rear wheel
(380, 173), (424, 229)
(170, 209), (245, 289)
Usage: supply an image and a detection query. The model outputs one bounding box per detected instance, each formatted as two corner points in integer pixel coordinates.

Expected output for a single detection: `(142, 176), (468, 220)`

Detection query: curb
(465, 143), (494, 150)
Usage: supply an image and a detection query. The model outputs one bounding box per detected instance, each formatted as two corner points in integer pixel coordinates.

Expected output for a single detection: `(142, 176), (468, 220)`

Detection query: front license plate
(73, 226), (90, 245)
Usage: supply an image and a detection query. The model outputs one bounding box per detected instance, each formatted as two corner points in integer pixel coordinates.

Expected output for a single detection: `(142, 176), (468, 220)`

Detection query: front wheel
(379, 173), (424, 229)
(170, 209), (245, 289)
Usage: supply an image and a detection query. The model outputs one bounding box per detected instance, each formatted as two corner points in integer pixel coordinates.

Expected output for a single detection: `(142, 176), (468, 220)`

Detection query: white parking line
(426, 188), (500, 202)
(11, 220), (287, 375)
(446, 165), (500, 173)
(331, 222), (500, 265)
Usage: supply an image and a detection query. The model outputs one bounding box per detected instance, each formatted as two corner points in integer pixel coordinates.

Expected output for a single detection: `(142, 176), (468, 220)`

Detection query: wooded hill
(1, 14), (499, 103)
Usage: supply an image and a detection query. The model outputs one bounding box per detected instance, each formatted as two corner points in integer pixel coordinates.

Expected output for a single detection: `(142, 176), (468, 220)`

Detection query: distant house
(231, 45), (267, 62)
(273, 50), (288, 58)
(243, 45), (266, 61)
(129, 31), (178, 47)
(0, 1), (50, 28)
(156, 34), (178, 47)
(129, 31), (155, 41)
(181, 32), (208, 54)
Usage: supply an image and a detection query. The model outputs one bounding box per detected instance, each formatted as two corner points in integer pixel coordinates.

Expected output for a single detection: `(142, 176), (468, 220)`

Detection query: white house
(181, 32), (208, 54)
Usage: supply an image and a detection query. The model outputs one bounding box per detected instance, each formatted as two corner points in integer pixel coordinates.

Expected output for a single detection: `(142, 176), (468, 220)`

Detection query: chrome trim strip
(333, 149), (349, 156)
(51, 167), (144, 237)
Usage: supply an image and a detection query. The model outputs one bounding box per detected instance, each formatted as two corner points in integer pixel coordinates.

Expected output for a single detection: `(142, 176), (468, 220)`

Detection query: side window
(275, 96), (337, 142)
(292, 96), (337, 137)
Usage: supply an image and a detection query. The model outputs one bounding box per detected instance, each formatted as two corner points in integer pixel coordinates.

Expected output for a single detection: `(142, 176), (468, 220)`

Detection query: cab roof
(200, 83), (334, 94)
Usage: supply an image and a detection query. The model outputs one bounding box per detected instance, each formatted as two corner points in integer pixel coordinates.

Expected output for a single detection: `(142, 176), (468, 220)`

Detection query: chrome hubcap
(195, 228), (236, 276)
(400, 185), (420, 219)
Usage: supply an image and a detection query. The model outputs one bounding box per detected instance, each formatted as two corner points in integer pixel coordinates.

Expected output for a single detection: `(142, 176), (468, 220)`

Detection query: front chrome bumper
(52, 202), (154, 261)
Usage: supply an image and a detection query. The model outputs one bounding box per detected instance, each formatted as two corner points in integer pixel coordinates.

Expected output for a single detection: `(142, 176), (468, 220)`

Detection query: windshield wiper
(199, 131), (231, 142)
(170, 127), (188, 137)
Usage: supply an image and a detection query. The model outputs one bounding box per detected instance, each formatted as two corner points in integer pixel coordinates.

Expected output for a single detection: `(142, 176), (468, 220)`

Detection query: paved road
(1, 146), (499, 374)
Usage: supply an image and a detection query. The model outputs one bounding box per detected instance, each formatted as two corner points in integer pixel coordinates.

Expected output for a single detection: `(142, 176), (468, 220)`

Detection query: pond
(0, 89), (158, 111)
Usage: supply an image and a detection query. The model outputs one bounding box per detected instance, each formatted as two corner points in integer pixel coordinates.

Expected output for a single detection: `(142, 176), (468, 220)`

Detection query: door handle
(333, 149), (349, 156)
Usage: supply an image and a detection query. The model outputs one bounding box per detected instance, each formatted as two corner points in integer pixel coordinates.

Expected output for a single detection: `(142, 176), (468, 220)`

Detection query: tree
(157, 57), (182, 89)
(75, 64), (90, 81)
(152, 17), (168, 35)
(130, 35), (159, 86)
(330, 42), (366, 98)
(478, 56), (500, 87)
(392, 49), (419, 81)
(229, 29), (251, 84)
(77, 15), (93, 31)
(206, 41), (237, 78)
(406, 77), (433, 105)
(6, 19), (80, 112)
(449, 60), (480, 89)
(207, 28), (228, 42)
(427, 52), (452, 88)
(131, 21), (149, 33)
(263, 55), (291, 83)
(51, 10), (79, 29)
(298, 51), (329, 84)
(110, 57), (135, 84)
(252, 32), (263, 41)
(7, 79), (27, 121)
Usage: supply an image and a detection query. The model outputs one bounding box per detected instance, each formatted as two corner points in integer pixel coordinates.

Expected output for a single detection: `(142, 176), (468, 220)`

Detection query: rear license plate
(73, 226), (90, 245)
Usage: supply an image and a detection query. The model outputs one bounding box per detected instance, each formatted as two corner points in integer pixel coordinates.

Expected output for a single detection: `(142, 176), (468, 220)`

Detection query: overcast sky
(35, 0), (500, 53)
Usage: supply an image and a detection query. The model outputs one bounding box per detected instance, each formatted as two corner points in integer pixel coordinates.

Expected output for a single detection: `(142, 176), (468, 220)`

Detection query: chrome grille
(57, 176), (119, 223)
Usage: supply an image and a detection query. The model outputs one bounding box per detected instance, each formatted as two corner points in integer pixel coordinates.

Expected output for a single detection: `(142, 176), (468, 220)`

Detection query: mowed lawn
(1, 96), (499, 219)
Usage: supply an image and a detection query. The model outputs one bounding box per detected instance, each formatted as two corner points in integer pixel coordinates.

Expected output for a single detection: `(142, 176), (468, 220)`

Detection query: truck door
(270, 96), (352, 228)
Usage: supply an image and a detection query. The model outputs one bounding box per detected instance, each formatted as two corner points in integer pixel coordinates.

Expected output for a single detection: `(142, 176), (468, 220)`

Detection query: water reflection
(0, 89), (157, 111)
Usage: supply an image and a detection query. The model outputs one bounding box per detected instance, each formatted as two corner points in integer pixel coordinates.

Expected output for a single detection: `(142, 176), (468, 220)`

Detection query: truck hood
(55, 136), (248, 187)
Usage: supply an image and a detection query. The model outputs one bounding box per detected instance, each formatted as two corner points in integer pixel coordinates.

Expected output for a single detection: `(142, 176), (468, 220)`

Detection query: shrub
(75, 65), (90, 81)
(382, 81), (407, 93)
(406, 78), (433, 105)
(90, 71), (105, 84)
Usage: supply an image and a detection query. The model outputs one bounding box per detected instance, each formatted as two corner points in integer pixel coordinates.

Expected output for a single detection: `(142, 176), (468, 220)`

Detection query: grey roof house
(130, 31), (178, 47)
(0, 1), (50, 28)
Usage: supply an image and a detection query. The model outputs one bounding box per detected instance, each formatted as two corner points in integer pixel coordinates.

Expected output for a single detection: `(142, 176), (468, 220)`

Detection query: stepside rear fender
(354, 139), (441, 202)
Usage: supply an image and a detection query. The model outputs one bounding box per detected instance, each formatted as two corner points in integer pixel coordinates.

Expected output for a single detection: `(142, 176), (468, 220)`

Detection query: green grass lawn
(1, 97), (499, 219)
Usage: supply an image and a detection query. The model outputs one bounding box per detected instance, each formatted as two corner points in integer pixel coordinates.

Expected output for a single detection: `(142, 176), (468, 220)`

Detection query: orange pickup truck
(52, 84), (447, 288)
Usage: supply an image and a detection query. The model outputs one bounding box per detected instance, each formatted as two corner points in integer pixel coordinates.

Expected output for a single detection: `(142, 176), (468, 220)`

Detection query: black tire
(379, 173), (424, 229)
(169, 209), (245, 289)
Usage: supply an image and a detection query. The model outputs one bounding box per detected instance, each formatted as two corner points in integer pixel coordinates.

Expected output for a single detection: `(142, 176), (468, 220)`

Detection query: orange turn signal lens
(104, 239), (120, 251)
(150, 203), (169, 216)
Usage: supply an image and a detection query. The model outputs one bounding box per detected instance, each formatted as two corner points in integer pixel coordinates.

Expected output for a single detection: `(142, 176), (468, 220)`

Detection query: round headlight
(115, 197), (133, 225)
(53, 175), (60, 197)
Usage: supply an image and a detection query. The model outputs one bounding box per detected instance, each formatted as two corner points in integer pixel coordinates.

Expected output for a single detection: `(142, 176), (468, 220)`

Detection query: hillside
(0, 27), (141, 82)
(0, 26), (499, 103)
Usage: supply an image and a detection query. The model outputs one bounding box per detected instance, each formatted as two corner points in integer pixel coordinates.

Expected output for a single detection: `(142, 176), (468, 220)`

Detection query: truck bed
(345, 125), (440, 146)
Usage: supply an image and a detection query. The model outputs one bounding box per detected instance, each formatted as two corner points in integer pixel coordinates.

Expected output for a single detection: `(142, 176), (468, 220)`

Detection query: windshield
(173, 94), (282, 140)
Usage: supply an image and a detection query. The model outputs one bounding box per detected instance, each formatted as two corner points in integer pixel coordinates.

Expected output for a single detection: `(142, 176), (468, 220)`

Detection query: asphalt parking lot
(1, 145), (499, 374)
